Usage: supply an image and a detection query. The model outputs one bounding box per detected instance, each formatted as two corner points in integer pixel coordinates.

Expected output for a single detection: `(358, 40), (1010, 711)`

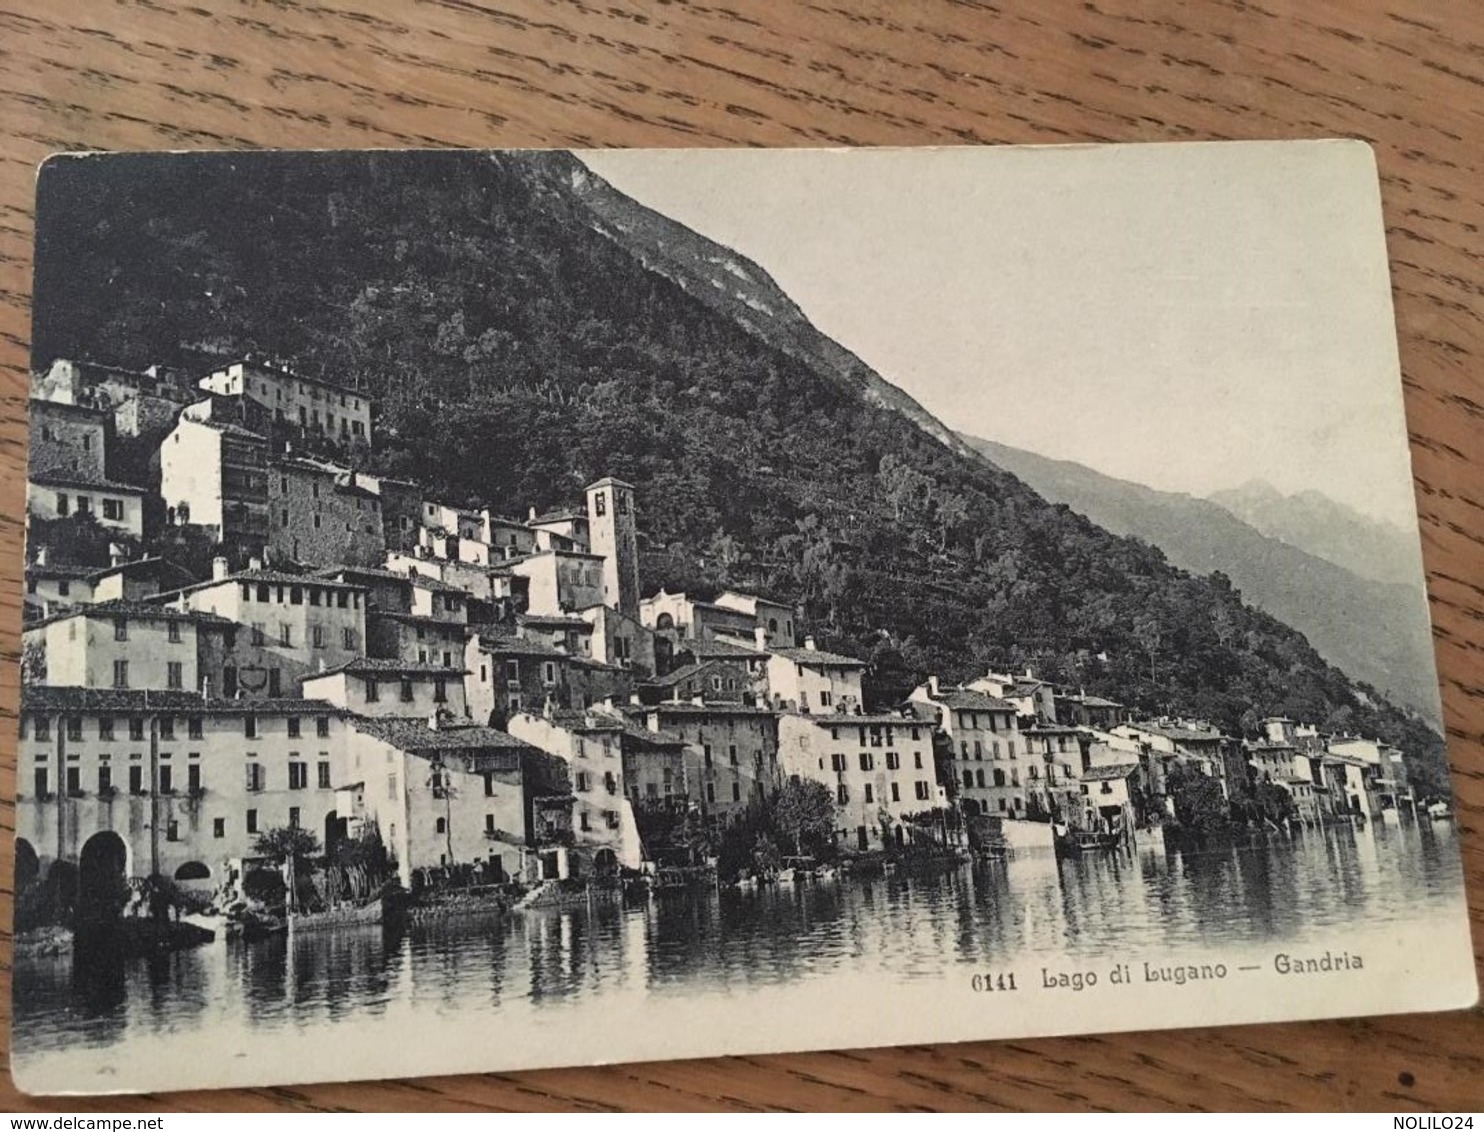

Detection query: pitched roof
(529, 508), (585, 525)
(308, 659), (468, 679)
(1080, 762), (1139, 782)
(347, 716), (532, 756)
(1129, 721), (1226, 743)
(769, 646), (867, 668)
(647, 661), (717, 688)
(474, 632), (568, 658)
(931, 688), (1016, 712)
(679, 638), (762, 660)
(20, 686), (343, 716)
(643, 702), (778, 717)
(27, 599), (234, 630)
(160, 569), (369, 600)
(517, 613), (593, 630)
(28, 470), (148, 493)
(369, 610), (469, 629)
(794, 711), (925, 727)
(25, 562), (98, 580)
(1060, 693), (1123, 708)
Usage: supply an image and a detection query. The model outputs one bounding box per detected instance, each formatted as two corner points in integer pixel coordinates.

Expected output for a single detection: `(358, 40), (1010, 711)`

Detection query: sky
(582, 142), (1418, 530)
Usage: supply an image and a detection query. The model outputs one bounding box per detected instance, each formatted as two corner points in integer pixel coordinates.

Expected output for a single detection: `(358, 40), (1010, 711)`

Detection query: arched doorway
(78, 830), (129, 920)
(14, 837), (39, 894)
(592, 847), (618, 880)
(173, 860), (211, 881)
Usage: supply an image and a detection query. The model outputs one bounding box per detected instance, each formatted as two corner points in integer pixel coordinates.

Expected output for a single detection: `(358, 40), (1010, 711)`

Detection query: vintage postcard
(12, 141), (1475, 1095)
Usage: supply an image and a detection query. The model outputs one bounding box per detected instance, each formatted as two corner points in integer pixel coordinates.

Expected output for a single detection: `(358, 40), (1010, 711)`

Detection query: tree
(253, 826), (320, 865)
(772, 779), (836, 857)
(877, 454), (928, 522)
(936, 491), (970, 552)
(1132, 611), (1163, 685)
(1165, 763), (1230, 836)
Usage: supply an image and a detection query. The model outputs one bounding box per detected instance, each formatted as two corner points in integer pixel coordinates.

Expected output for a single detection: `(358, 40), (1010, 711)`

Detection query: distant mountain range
(963, 437), (1441, 727)
(1207, 479), (1423, 587)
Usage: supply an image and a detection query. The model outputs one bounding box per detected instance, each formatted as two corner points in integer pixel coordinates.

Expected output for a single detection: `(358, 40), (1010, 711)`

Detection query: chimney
(528, 506), (537, 522)
(1025, 666), (1034, 679)
(928, 675), (940, 697)
(804, 635), (817, 651)
(248, 555), (264, 572)
(212, 556), (230, 581)
(754, 625), (768, 650)
(109, 542), (126, 567)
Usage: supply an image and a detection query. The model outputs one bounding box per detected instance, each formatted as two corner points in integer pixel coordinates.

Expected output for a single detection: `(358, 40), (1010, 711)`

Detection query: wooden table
(0, 0), (1479, 1113)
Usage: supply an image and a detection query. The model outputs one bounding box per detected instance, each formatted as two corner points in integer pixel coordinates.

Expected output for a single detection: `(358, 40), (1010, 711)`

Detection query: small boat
(1426, 802), (1454, 822)
(812, 865), (839, 882)
(774, 867), (797, 886)
(288, 896), (385, 932)
(1055, 828), (1121, 857)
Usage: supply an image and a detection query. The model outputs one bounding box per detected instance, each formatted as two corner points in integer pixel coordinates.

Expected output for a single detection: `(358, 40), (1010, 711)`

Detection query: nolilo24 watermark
(1392, 1120), (1476, 1129)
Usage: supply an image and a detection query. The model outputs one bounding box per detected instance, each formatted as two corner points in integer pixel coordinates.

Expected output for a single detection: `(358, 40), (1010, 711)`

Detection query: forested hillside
(30, 150), (1449, 794)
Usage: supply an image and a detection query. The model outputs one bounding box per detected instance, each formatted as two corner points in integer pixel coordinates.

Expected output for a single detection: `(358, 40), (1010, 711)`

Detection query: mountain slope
(29, 149), (1447, 793)
(964, 436), (1441, 726)
(1208, 479), (1423, 587)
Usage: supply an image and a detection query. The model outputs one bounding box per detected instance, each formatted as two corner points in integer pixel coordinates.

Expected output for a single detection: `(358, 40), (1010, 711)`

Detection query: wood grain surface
(0, 0), (1481, 1113)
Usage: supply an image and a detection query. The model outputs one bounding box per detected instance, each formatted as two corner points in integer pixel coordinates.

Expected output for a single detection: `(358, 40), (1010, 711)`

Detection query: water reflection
(13, 821), (1465, 1063)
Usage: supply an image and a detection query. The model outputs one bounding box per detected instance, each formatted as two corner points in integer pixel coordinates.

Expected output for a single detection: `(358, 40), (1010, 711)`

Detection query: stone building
(626, 701), (781, 829)
(909, 678), (1027, 818)
(266, 458), (385, 568)
(198, 359), (372, 449)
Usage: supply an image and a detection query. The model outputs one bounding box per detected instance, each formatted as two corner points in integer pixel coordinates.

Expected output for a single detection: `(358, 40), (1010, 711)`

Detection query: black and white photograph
(12, 141), (1474, 1095)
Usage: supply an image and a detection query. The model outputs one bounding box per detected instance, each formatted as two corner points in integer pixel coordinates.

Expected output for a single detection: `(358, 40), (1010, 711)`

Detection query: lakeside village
(15, 356), (1438, 953)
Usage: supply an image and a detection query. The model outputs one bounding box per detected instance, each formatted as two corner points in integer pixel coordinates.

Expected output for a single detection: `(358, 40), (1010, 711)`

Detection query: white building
(763, 636), (866, 714)
(198, 359), (372, 447)
(909, 678), (1026, 818)
(776, 712), (944, 852)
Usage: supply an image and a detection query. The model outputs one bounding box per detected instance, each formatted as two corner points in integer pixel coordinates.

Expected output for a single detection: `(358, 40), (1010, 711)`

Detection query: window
(159, 766), (174, 795)
(167, 662), (183, 690)
(289, 762), (307, 790)
(287, 717), (301, 738)
(290, 587), (303, 606)
(159, 718), (174, 740)
(859, 752), (874, 772)
(962, 770), (973, 789)
(166, 820), (179, 842)
(129, 717), (144, 741)
(886, 751), (900, 770)
(34, 716), (50, 741)
(433, 679), (447, 704)
(864, 784), (874, 804)
(974, 740), (983, 759)
(365, 679), (380, 703)
(706, 782), (716, 803)
(914, 752), (923, 769)
(245, 717), (259, 739)
(312, 624), (326, 649)
(836, 783), (849, 804)
(111, 659), (129, 688)
(435, 817), (447, 834)
(66, 716), (83, 742)
(703, 745), (713, 768)
(890, 782), (900, 802)
(343, 627), (357, 650)
(604, 771), (617, 795)
(98, 765), (112, 794)
(594, 491), (606, 516)
(400, 679), (414, 703)
(114, 617), (128, 642)
(820, 691), (833, 708)
(129, 766), (143, 795)
(66, 767), (81, 797)
(731, 782), (741, 802)
(543, 662), (557, 686)
(915, 781), (931, 801)
(728, 745), (738, 767)
(214, 818), (226, 838)
(318, 761), (331, 789)
(268, 669), (281, 697)
(187, 765), (201, 794)
(279, 624), (291, 647)
(504, 659), (520, 686)
(167, 620), (182, 643)
(316, 717), (330, 738)
(575, 772), (590, 792)
(289, 807), (300, 829)
(247, 809), (259, 834)
(56, 493), (69, 516)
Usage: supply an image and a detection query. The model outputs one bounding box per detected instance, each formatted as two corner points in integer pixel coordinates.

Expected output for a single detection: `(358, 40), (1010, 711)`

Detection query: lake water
(12, 819), (1469, 1092)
